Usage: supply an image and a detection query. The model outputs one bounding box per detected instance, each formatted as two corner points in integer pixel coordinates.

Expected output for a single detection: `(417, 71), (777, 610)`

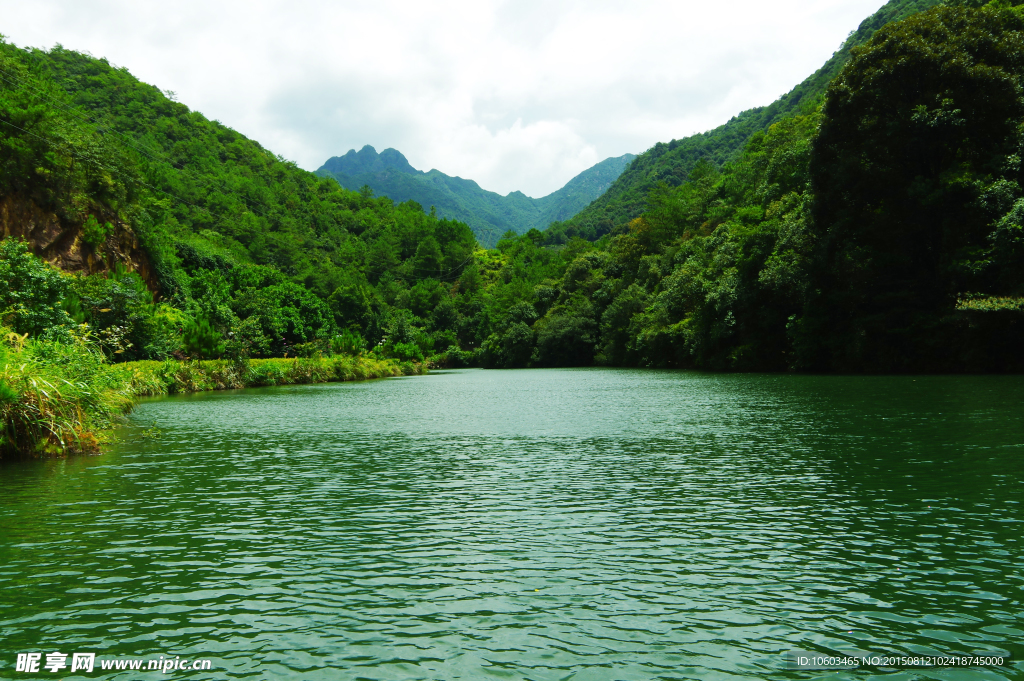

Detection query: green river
(1, 369), (1022, 679)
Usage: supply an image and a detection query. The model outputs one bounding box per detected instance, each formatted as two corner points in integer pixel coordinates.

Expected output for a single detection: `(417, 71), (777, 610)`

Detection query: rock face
(0, 195), (158, 292)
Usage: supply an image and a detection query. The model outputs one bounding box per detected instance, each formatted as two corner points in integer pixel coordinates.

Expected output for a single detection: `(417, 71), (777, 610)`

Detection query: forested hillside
(547, 0), (945, 243)
(501, 2), (1021, 373)
(1, 0), (1021, 387)
(317, 146), (635, 246)
(0, 34), (597, 374)
(0, 37), (476, 361)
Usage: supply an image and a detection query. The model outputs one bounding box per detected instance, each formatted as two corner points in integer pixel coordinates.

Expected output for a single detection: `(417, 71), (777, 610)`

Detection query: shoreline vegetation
(4, 2), (1024, 456)
(0, 331), (423, 459)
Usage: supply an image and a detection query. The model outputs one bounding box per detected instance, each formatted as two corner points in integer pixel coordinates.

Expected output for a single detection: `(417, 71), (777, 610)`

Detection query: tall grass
(0, 329), (422, 458)
(125, 355), (422, 394)
(0, 327), (134, 456)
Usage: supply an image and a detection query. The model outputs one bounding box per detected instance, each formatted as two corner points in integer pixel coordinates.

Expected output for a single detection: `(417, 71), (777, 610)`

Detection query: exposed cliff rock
(0, 195), (158, 293)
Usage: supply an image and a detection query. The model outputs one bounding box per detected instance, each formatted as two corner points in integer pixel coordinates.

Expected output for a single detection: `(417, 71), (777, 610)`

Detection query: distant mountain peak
(321, 145), (419, 177)
(316, 149), (636, 247)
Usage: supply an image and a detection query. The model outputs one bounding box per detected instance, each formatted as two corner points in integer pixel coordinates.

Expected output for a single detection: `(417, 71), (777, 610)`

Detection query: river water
(1, 369), (1021, 679)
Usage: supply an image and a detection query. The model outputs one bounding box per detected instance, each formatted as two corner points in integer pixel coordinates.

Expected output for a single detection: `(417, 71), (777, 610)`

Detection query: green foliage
(387, 342), (425, 363)
(328, 275), (375, 331)
(4, 0), (1021, 379)
(597, 284), (648, 365)
(182, 315), (224, 360)
(0, 239), (75, 337)
(0, 48), (141, 223)
(534, 298), (598, 367)
(519, 3), (1024, 372)
(0, 325), (133, 457)
(0, 36), (477, 335)
(481, 301), (538, 368)
(81, 214), (113, 248)
(802, 4), (1024, 371)
(552, 0), (946, 243)
(957, 295), (1024, 311)
(331, 329), (366, 356)
(0, 325), (410, 458)
(223, 316), (269, 359)
(69, 265), (178, 360)
(488, 109), (820, 371)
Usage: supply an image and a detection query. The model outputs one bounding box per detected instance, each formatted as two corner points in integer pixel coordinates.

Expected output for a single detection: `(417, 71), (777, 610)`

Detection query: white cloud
(0, 0), (886, 197)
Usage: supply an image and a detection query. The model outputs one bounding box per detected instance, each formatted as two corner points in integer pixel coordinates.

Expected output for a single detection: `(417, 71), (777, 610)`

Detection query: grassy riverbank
(0, 331), (420, 458)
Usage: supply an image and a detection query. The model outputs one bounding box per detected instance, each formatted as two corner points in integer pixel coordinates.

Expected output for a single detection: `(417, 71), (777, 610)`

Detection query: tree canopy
(2, 2), (1021, 373)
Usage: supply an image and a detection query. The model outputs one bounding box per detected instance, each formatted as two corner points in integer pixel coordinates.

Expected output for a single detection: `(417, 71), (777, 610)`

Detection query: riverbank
(0, 334), (422, 458)
(127, 355), (424, 396)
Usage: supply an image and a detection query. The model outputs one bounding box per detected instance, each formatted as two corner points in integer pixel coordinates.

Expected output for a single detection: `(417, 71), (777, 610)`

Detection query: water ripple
(1, 369), (1021, 679)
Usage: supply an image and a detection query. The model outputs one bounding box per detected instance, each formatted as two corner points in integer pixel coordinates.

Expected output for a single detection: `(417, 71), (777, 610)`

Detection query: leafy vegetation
(548, 0), (947, 244)
(0, 323), (135, 456)
(2, 0), (1023, 459)
(460, 3), (1024, 373)
(0, 326), (415, 458)
(0, 35), (482, 362)
(0, 239), (75, 338)
(800, 1), (1024, 371)
(1, 23), (621, 378)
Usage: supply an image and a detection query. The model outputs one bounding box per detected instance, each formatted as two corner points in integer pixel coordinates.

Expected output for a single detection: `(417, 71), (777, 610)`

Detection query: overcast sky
(0, 0), (886, 197)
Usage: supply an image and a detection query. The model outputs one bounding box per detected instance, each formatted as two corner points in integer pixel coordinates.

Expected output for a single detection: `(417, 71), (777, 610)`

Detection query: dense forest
(0, 35), (484, 365)
(318, 146), (635, 247)
(1, 0), (1022, 395)
(544, 0), (946, 244)
(532, 1), (1022, 373)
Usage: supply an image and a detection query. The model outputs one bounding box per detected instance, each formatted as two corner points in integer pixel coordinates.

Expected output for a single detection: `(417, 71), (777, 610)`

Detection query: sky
(0, 0), (887, 198)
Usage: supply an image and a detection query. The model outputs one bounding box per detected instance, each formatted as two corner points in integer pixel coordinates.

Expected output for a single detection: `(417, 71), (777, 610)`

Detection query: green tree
(534, 296), (598, 366)
(182, 316), (224, 360)
(81, 215), (114, 248)
(328, 277), (375, 331)
(413, 236), (443, 276)
(802, 5), (1024, 370)
(330, 329), (366, 356)
(0, 239), (74, 338)
(225, 316), (271, 359)
(598, 284), (649, 365)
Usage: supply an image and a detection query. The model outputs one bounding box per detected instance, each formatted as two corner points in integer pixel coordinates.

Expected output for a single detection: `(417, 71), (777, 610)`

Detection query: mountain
(547, 0), (944, 244)
(317, 147), (635, 247)
(6, 0), (1013, 379)
(0, 37), (480, 353)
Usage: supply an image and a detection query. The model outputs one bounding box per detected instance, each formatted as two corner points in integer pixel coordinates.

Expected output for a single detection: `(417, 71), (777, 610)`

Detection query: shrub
(81, 215), (114, 248)
(182, 316), (224, 360)
(331, 329), (366, 356)
(388, 341), (424, 363)
(0, 239), (75, 337)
